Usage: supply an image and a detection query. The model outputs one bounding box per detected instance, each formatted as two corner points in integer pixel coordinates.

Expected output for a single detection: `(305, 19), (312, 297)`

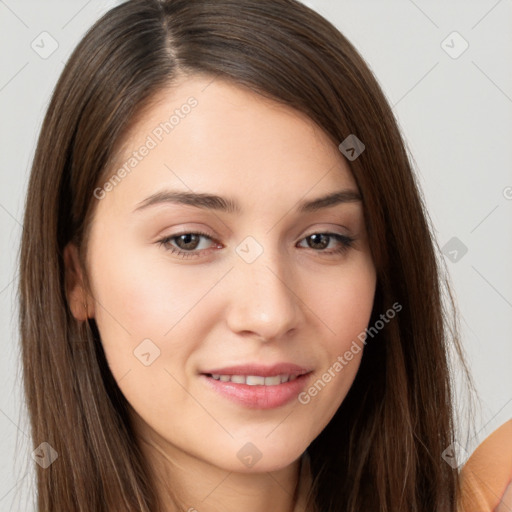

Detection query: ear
(63, 242), (95, 321)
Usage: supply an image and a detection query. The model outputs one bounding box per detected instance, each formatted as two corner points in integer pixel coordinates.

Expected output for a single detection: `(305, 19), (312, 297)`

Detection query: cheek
(88, 253), (211, 424)
(87, 243), (217, 381)
(297, 255), (375, 418)
(310, 254), (376, 351)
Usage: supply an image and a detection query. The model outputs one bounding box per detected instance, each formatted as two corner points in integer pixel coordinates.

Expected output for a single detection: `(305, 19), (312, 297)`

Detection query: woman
(18, 0), (504, 510)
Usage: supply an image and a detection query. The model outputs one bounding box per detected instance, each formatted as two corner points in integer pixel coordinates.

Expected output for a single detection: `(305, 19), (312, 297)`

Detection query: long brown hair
(18, 0), (473, 510)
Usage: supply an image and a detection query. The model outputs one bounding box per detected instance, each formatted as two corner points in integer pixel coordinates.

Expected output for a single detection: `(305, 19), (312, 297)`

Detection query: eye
(298, 232), (356, 255)
(157, 230), (218, 259)
(157, 231), (356, 259)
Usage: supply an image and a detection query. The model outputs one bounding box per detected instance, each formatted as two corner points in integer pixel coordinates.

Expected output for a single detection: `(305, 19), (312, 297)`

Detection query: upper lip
(201, 363), (312, 377)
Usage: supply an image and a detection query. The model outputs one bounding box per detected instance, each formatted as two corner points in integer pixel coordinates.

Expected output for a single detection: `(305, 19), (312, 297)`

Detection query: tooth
(211, 373), (299, 385)
(246, 375), (266, 386)
(264, 375), (282, 386)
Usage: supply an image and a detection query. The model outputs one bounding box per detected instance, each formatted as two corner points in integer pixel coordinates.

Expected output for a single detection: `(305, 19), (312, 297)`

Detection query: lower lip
(200, 373), (312, 409)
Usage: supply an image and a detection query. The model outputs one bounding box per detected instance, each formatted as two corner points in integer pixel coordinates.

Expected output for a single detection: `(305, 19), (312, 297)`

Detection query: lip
(199, 363), (313, 409)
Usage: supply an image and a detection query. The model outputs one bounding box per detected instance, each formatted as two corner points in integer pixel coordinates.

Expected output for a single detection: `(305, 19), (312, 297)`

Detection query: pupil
(310, 234), (328, 249)
(179, 234), (198, 249)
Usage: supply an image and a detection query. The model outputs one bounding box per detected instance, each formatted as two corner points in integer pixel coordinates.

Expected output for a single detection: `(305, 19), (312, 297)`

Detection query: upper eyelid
(164, 220), (354, 236)
(164, 227), (351, 239)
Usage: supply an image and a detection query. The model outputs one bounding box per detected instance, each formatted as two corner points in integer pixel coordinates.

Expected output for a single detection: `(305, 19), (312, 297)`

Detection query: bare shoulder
(459, 419), (512, 512)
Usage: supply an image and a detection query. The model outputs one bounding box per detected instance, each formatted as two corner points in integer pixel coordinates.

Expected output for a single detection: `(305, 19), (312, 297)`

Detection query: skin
(64, 74), (377, 512)
(495, 481), (512, 512)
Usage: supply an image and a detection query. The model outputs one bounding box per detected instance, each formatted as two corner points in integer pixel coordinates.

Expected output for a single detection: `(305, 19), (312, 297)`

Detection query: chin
(210, 438), (308, 474)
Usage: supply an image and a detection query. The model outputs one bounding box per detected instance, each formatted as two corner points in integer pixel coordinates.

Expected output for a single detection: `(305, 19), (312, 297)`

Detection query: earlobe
(63, 242), (94, 321)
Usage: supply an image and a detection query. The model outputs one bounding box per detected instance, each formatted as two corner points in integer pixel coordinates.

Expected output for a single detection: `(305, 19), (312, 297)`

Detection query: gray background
(1, 0), (511, 510)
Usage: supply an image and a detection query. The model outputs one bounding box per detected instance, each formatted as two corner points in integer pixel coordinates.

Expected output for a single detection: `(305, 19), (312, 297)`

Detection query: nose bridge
(226, 235), (301, 340)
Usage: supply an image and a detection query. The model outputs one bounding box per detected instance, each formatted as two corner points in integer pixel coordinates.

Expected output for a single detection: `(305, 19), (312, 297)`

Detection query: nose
(224, 244), (303, 342)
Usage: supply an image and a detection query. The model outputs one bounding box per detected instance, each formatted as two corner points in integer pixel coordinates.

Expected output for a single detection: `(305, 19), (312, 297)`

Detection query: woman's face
(68, 74), (376, 473)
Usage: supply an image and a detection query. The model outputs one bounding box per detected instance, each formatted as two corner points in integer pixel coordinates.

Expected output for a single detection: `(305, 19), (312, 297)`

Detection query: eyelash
(157, 230), (356, 259)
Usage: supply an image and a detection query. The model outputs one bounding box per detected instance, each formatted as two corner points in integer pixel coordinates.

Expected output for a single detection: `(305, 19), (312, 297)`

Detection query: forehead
(97, 74), (359, 215)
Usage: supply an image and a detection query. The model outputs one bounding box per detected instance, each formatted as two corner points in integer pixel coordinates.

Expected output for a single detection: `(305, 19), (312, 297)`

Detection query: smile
(207, 373), (298, 385)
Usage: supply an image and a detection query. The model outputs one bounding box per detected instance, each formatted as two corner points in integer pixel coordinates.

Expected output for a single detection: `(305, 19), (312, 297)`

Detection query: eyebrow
(132, 188), (362, 214)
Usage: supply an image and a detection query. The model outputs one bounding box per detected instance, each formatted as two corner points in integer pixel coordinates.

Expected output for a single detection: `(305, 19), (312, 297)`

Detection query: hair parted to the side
(18, 0), (474, 510)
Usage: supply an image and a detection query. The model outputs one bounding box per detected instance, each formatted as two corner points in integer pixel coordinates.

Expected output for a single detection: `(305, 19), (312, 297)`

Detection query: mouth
(204, 373), (303, 385)
(199, 368), (313, 409)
